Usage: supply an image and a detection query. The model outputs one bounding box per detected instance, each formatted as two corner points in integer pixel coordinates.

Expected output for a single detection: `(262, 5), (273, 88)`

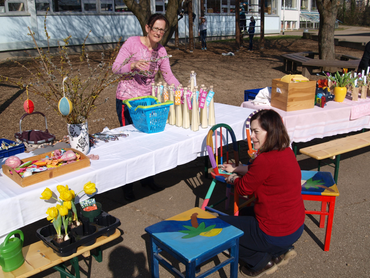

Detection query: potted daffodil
(40, 182), (97, 243)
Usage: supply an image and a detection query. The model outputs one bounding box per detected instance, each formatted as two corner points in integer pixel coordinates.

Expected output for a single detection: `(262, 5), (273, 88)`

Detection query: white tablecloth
(241, 99), (370, 143)
(0, 103), (254, 241)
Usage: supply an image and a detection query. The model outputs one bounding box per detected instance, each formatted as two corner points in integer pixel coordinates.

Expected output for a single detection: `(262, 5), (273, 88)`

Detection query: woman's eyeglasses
(151, 27), (166, 34)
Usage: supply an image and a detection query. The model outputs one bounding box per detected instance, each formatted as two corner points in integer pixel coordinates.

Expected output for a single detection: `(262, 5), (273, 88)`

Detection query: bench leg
(53, 257), (81, 278)
(333, 155), (341, 184)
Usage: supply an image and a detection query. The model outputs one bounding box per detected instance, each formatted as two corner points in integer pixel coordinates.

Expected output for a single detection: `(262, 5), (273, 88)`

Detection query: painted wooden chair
(201, 123), (253, 216)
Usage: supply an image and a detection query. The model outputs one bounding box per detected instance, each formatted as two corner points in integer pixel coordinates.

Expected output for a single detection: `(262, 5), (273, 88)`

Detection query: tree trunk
(235, 0), (241, 49)
(188, 0), (194, 52)
(317, 0), (339, 60)
(125, 0), (180, 46)
(260, 0), (265, 49)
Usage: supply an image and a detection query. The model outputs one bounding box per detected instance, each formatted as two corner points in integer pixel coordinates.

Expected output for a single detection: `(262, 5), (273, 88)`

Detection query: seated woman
(219, 109), (305, 277)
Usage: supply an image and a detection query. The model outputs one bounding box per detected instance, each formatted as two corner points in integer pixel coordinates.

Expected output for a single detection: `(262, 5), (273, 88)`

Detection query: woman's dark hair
(147, 13), (169, 30)
(250, 109), (290, 153)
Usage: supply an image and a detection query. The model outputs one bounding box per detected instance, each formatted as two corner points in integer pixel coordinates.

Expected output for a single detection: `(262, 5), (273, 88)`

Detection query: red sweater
(235, 148), (305, 237)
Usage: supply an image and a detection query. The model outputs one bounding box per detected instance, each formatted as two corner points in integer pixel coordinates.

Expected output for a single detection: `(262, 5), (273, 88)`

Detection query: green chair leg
(333, 155), (340, 184)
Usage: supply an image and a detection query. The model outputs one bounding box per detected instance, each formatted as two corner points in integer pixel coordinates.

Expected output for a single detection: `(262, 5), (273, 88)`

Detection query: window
(311, 0), (317, 11)
(301, 0), (308, 10)
(282, 0), (297, 10)
(35, 0), (130, 13)
(1, 0), (27, 13)
(266, 0), (277, 14)
(206, 0), (235, 14)
(155, 0), (167, 13)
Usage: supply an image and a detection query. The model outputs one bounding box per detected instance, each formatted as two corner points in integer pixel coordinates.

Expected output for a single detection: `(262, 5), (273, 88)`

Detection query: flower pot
(67, 121), (90, 154)
(81, 202), (102, 223)
(334, 87), (347, 102)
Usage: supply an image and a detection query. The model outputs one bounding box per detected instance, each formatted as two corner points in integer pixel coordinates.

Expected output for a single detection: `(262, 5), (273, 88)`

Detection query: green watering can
(0, 230), (25, 272)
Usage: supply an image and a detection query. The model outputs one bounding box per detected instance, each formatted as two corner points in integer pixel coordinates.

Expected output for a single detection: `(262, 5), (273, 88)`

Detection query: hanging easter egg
(5, 156), (22, 168)
(23, 99), (34, 114)
(58, 97), (73, 116)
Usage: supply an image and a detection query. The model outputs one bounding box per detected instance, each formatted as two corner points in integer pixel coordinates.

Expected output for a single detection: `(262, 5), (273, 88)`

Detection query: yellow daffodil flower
(40, 188), (53, 200)
(57, 204), (69, 216)
(70, 189), (76, 199)
(63, 200), (72, 210)
(60, 190), (73, 202)
(46, 207), (58, 222)
(83, 182), (96, 195)
(57, 184), (69, 194)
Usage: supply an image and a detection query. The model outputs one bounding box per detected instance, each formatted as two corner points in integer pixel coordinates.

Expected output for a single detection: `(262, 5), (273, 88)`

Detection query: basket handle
(123, 96), (159, 110)
(18, 112), (48, 134)
(133, 100), (174, 111)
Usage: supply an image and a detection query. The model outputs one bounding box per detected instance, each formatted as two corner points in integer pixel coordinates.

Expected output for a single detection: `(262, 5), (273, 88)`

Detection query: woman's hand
(221, 163), (236, 173)
(225, 173), (238, 184)
(130, 60), (149, 71)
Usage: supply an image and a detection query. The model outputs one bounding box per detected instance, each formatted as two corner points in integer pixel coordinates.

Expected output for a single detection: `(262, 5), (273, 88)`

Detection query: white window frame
(1, 0), (28, 14)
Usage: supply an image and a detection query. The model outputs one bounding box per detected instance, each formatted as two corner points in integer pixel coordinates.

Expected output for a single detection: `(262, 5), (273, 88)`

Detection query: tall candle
(175, 85), (183, 127)
(208, 86), (216, 126)
(182, 87), (190, 129)
(168, 84), (176, 125)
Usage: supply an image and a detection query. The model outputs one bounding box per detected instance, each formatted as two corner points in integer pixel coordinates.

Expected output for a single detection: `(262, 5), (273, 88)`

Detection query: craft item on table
(87, 154), (99, 160)
(315, 87), (334, 107)
(175, 85), (183, 127)
(151, 82), (156, 97)
(245, 110), (262, 160)
(163, 83), (169, 102)
(251, 87), (272, 106)
(80, 198), (97, 211)
(190, 71), (197, 92)
(168, 84), (176, 125)
(23, 86), (34, 114)
(187, 89), (193, 124)
(361, 85), (367, 99)
(58, 77), (73, 116)
(182, 87), (190, 129)
(5, 156), (22, 168)
(156, 82), (163, 103)
(199, 85), (208, 129)
(191, 87), (199, 132)
(207, 86), (216, 126)
(351, 85), (359, 101)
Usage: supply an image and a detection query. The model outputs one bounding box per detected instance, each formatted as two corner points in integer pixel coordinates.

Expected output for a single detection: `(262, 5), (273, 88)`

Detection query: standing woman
(113, 13), (181, 201)
(248, 16), (255, 51)
(220, 109), (305, 277)
(198, 17), (207, 50)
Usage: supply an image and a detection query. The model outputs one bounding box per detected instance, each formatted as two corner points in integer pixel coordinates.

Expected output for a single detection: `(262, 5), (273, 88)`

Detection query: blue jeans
(249, 34), (254, 50)
(200, 30), (207, 48)
(219, 206), (303, 271)
(116, 98), (132, 127)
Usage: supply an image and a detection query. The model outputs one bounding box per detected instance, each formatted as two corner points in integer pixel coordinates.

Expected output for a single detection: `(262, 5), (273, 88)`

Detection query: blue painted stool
(145, 207), (244, 278)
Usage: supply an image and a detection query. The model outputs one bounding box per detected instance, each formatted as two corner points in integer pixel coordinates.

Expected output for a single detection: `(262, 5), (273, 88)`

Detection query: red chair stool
(301, 170), (340, 251)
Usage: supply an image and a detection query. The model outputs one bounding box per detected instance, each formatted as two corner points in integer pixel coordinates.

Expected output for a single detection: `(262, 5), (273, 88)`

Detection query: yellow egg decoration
(58, 96), (73, 116)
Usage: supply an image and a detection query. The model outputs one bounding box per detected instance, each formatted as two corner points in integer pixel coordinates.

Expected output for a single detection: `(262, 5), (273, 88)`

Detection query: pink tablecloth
(241, 99), (370, 143)
(342, 97), (370, 120)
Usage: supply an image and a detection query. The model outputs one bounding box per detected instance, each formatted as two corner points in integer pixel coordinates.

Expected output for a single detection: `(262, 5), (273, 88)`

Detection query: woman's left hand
(225, 173), (238, 184)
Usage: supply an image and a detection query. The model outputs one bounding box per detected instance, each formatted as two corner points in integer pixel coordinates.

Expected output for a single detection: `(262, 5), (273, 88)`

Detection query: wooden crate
(2, 148), (90, 187)
(271, 79), (316, 111)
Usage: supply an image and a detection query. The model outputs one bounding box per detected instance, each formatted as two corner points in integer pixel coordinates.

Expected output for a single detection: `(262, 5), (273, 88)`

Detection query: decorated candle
(191, 87), (199, 131)
(175, 85), (183, 127)
(182, 87), (190, 129)
(168, 84), (176, 125)
(151, 82), (156, 97)
(200, 85), (208, 128)
(208, 86), (216, 126)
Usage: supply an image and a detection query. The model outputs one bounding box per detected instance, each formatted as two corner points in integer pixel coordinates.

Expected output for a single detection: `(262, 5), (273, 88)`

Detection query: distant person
(358, 41), (370, 74)
(239, 9), (246, 32)
(199, 17), (207, 50)
(248, 16), (256, 51)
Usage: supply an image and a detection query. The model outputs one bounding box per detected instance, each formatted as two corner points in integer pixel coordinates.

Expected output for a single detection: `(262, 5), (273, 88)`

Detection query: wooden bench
(299, 131), (370, 184)
(338, 54), (360, 61)
(281, 51), (318, 73)
(0, 229), (121, 278)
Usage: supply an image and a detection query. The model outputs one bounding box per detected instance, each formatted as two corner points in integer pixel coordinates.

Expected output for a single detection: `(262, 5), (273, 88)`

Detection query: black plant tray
(36, 211), (121, 257)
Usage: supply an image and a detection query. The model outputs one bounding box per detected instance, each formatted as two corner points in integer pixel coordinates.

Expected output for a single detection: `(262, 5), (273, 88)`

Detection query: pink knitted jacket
(113, 36), (180, 100)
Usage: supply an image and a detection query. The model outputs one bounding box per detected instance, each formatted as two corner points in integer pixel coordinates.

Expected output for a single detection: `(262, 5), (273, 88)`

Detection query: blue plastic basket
(0, 138), (25, 159)
(124, 96), (174, 133)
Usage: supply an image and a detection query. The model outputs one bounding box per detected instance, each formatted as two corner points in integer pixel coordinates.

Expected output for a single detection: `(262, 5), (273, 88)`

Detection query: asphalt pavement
(14, 26), (370, 278)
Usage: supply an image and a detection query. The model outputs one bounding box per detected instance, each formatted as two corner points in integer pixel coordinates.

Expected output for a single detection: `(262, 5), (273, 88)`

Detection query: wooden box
(271, 79), (316, 111)
(2, 148), (90, 187)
